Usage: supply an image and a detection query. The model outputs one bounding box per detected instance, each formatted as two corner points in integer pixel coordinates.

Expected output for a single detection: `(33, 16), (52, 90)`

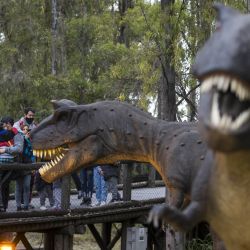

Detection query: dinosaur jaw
(33, 144), (77, 183)
(199, 74), (250, 151)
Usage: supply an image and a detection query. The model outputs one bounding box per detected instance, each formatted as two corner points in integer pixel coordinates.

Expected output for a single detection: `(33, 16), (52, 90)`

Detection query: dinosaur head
(31, 99), (116, 183)
(193, 4), (250, 152)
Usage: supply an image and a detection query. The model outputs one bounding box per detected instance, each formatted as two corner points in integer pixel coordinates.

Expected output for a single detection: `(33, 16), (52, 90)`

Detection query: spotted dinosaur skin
(31, 99), (206, 210)
(149, 4), (250, 250)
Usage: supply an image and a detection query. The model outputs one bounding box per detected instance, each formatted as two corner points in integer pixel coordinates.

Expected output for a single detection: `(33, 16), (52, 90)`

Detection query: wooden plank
(44, 232), (54, 250)
(88, 224), (105, 249)
(102, 223), (112, 247)
(122, 163), (132, 201)
(121, 221), (130, 250)
(61, 175), (71, 210)
(19, 232), (34, 250)
(107, 227), (122, 250)
(148, 165), (156, 187)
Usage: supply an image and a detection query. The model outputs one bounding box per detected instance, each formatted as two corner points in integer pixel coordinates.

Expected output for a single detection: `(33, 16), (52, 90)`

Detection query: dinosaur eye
(58, 112), (68, 122)
(53, 108), (77, 133)
(55, 111), (71, 132)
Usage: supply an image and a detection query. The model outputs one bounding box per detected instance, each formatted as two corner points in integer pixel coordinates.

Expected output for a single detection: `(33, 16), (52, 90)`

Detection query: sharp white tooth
(51, 160), (55, 166)
(43, 165), (49, 171)
(54, 159), (58, 164)
(56, 156), (61, 162)
(39, 168), (44, 175)
(44, 150), (47, 157)
(201, 78), (213, 93)
(231, 79), (237, 93)
(33, 150), (37, 156)
(211, 93), (220, 126)
(59, 154), (64, 160)
(222, 76), (230, 91)
(220, 115), (232, 130)
(48, 150), (52, 157)
(216, 77), (224, 91)
(232, 109), (250, 130)
(52, 149), (56, 155)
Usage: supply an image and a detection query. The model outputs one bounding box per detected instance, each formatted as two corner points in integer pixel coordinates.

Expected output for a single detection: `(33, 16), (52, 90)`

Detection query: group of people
(0, 108), (37, 211)
(80, 164), (122, 207)
(0, 107), (122, 212)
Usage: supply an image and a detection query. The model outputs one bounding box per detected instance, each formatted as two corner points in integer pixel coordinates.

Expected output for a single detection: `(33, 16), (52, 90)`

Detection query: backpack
(22, 137), (35, 163)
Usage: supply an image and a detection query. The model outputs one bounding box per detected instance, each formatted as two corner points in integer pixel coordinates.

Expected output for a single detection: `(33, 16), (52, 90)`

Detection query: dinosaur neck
(96, 105), (193, 184)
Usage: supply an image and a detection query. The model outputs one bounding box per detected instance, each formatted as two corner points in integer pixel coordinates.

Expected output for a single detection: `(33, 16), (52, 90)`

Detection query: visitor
(71, 171), (82, 199)
(34, 170), (54, 210)
(52, 178), (62, 210)
(80, 167), (94, 206)
(100, 164), (122, 203)
(0, 116), (24, 211)
(92, 166), (107, 206)
(14, 107), (37, 132)
(15, 125), (35, 211)
(0, 121), (16, 211)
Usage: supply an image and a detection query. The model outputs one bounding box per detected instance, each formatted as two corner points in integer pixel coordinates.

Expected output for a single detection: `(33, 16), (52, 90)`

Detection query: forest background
(0, 0), (249, 122)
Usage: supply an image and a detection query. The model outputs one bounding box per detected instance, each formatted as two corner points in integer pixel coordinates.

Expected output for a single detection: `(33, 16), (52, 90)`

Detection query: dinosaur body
(148, 4), (250, 250)
(31, 100), (206, 210)
(30, 4), (250, 249)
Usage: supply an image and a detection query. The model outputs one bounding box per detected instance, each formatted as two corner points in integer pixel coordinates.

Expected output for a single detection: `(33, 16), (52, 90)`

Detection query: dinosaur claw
(153, 214), (159, 228)
(148, 204), (168, 228)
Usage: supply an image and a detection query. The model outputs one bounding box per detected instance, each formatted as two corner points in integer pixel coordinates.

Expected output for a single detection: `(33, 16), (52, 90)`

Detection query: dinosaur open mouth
(33, 147), (68, 175)
(201, 75), (250, 132)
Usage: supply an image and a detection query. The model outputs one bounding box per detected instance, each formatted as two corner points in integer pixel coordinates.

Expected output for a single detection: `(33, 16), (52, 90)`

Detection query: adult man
(14, 107), (36, 132)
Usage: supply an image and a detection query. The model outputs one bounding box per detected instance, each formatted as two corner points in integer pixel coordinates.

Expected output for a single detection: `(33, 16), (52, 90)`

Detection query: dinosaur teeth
(201, 78), (214, 93)
(201, 75), (250, 101)
(210, 92), (250, 131)
(211, 93), (220, 126)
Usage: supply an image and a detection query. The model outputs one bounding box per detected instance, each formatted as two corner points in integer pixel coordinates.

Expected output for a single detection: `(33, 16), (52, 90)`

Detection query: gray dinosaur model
(31, 99), (206, 212)
(30, 3), (250, 249)
(148, 4), (250, 250)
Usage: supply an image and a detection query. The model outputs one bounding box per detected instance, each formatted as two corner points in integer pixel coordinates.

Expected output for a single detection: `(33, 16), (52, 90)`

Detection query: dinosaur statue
(148, 4), (250, 250)
(31, 99), (206, 211)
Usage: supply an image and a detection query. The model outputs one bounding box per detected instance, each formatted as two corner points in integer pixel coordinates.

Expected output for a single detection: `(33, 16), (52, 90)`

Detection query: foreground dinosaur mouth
(33, 147), (67, 175)
(201, 75), (250, 131)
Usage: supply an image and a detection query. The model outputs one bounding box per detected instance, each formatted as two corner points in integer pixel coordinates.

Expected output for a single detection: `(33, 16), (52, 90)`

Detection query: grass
(186, 235), (212, 250)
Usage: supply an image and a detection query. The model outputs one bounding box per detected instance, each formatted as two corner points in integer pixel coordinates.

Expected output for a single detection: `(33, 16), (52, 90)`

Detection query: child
(52, 178), (62, 209)
(34, 171), (54, 210)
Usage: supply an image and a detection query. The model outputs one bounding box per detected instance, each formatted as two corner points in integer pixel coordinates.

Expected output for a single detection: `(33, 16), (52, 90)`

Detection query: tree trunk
(51, 0), (58, 75)
(159, 0), (176, 121)
(118, 0), (133, 47)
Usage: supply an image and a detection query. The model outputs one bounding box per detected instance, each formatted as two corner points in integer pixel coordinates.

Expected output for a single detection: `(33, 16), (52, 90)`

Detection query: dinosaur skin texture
(31, 99), (206, 212)
(149, 4), (250, 250)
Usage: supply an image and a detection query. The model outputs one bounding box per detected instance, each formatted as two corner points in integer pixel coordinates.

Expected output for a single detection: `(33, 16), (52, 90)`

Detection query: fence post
(61, 175), (71, 210)
(148, 165), (156, 187)
(44, 175), (72, 250)
(121, 163), (132, 250)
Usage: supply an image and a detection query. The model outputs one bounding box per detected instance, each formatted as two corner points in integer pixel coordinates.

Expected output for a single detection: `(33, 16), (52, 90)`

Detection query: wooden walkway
(0, 163), (167, 249)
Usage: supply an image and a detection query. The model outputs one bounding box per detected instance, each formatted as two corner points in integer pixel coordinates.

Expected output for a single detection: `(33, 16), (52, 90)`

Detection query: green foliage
(186, 235), (212, 250)
(0, 0), (248, 120)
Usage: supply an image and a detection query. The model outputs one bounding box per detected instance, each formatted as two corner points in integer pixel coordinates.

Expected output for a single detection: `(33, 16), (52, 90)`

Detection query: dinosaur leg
(148, 151), (214, 232)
